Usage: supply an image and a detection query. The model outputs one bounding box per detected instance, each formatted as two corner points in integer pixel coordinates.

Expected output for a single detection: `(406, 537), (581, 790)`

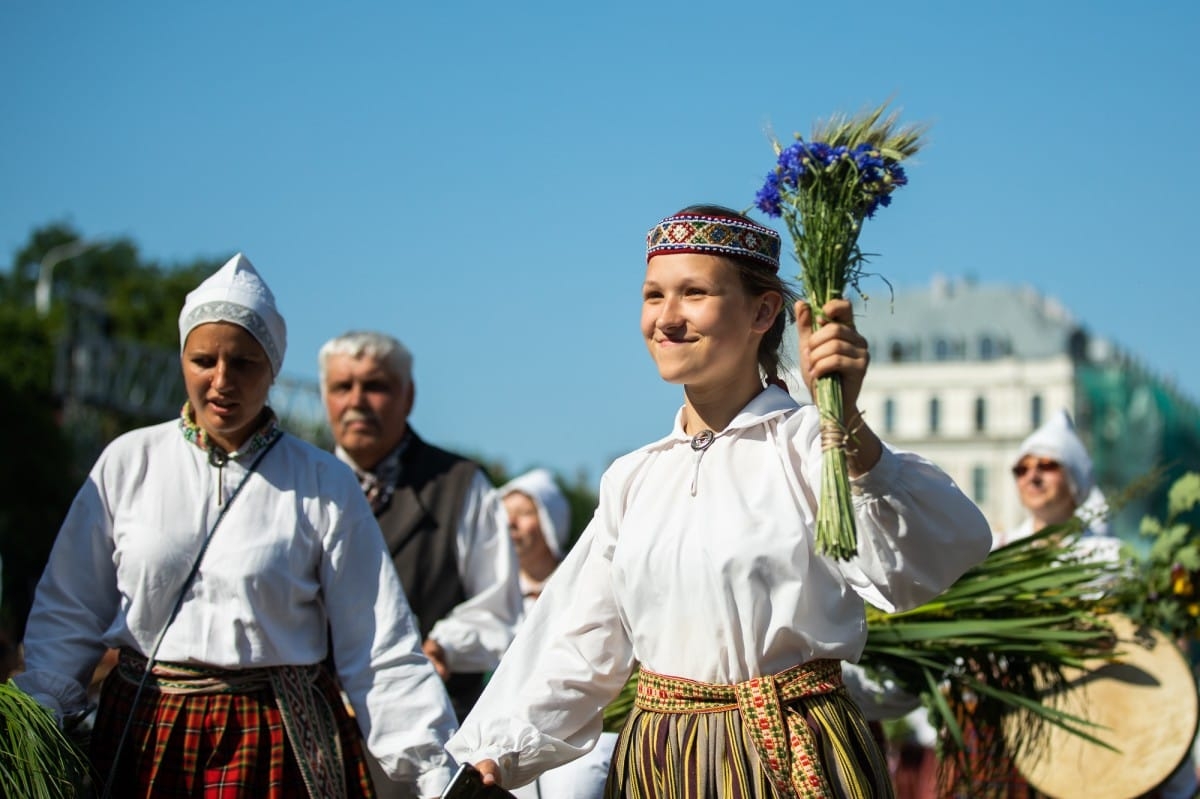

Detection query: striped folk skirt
(605, 659), (894, 799)
(90, 648), (375, 799)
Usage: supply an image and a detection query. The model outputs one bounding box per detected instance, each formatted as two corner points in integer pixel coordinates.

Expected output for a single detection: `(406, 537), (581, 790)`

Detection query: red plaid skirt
(90, 651), (375, 799)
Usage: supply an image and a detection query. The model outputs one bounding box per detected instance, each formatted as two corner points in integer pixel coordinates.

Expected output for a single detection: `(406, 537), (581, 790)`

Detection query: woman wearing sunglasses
(999, 409), (1113, 548)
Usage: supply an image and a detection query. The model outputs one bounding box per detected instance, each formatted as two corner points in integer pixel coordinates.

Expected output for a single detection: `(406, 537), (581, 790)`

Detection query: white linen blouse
(446, 386), (993, 788)
(15, 420), (458, 797)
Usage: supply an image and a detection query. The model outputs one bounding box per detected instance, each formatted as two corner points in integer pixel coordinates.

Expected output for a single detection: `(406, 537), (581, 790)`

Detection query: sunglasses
(1012, 459), (1061, 479)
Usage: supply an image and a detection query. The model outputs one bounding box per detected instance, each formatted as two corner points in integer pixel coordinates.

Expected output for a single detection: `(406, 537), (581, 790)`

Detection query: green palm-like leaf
(0, 681), (88, 798)
(860, 526), (1118, 794)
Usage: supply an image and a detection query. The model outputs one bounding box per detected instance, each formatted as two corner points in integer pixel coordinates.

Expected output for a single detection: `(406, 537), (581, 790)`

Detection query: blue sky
(2, 2), (1197, 483)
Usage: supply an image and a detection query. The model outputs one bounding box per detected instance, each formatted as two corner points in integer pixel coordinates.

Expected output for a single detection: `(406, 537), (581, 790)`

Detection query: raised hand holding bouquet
(755, 103), (924, 560)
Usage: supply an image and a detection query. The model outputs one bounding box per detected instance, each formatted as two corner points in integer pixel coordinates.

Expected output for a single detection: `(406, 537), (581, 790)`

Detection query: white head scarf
(1014, 409), (1094, 505)
(178, 253), (287, 375)
(500, 468), (571, 560)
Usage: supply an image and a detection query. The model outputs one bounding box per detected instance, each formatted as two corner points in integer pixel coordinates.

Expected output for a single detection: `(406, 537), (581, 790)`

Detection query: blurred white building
(786, 276), (1200, 537)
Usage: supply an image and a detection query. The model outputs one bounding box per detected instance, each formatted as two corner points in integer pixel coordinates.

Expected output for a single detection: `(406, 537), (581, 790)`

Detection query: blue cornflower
(755, 171), (783, 217)
(776, 143), (808, 188)
(863, 192), (894, 219)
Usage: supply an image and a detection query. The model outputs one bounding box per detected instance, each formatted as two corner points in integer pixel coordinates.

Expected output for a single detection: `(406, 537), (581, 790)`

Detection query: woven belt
(116, 648), (347, 799)
(635, 659), (843, 799)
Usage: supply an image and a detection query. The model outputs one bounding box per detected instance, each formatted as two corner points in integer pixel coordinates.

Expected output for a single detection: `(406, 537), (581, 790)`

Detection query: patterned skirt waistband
(113, 647), (347, 799)
(634, 660), (851, 799)
(115, 647), (317, 695)
(635, 659), (843, 713)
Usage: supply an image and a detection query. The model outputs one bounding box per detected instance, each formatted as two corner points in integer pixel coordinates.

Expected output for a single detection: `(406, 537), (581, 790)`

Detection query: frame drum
(1006, 614), (1199, 799)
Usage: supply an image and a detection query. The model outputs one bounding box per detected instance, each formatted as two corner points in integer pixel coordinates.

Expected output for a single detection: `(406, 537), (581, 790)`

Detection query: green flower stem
(814, 372), (857, 559)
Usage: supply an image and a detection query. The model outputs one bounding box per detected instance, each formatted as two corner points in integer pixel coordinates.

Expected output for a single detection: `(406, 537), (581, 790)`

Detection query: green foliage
(0, 681), (87, 798)
(1114, 471), (1200, 640)
(1169, 472), (1200, 518)
(0, 303), (56, 396)
(0, 376), (76, 642)
(862, 527), (1120, 792)
(602, 671), (638, 733)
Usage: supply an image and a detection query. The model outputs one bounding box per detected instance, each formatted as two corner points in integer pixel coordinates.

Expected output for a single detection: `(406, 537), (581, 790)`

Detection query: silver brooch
(690, 429), (716, 451)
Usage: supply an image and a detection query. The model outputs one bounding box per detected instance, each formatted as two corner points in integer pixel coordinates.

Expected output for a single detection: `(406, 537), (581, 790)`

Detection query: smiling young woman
(447, 204), (993, 799)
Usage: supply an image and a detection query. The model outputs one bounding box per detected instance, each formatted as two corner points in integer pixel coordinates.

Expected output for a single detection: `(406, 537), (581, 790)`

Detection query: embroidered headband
(646, 213), (781, 271)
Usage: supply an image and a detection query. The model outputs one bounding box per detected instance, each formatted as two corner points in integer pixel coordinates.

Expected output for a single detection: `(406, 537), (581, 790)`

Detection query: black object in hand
(440, 763), (516, 799)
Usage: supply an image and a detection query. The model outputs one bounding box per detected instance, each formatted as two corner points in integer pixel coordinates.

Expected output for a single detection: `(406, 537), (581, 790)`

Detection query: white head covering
(1014, 409), (1094, 505)
(178, 253), (287, 375)
(500, 468), (571, 559)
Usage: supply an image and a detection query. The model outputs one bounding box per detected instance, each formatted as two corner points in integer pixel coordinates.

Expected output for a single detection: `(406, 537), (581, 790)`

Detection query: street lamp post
(34, 239), (109, 317)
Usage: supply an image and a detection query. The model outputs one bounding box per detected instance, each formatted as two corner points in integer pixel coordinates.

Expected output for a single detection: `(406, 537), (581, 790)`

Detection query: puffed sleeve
(786, 408), (992, 613)
(428, 470), (522, 672)
(445, 467), (636, 789)
(320, 478), (459, 797)
(14, 470), (119, 723)
(833, 445), (992, 613)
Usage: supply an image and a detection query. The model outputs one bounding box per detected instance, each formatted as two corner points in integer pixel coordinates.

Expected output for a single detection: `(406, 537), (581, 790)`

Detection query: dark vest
(374, 431), (484, 720)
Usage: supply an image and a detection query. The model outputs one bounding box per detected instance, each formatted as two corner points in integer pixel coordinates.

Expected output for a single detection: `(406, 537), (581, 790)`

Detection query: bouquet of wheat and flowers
(754, 103), (921, 560)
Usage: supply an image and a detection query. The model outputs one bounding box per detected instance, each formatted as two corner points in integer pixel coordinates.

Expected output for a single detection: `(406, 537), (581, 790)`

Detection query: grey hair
(318, 331), (413, 392)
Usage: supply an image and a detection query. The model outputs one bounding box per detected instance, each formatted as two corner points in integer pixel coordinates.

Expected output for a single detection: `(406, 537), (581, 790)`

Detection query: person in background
(13, 254), (457, 798)
(1008, 410), (1196, 799)
(947, 409), (1194, 799)
(320, 331), (521, 796)
(501, 469), (572, 613)
(999, 409), (1115, 551)
(445, 204), (993, 797)
(500, 468), (616, 799)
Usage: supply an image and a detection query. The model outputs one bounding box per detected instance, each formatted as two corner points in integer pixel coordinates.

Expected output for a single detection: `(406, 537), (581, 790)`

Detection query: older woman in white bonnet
(1000, 409), (1114, 549)
(1004, 416), (1200, 798)
(500, 468), (572, 613)
(13, 254), (458, 798)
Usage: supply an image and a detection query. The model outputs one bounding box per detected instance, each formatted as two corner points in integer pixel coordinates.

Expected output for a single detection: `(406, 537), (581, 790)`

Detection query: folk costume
(335, 434), (521, 722)
(500, 469), (619, 799)
(15, 255), (458, 799)
(446, 214), (993, 799)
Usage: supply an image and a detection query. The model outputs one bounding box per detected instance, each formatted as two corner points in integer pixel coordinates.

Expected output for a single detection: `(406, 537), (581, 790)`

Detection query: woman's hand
(473, 759), (502, 786)
(796, 298), (869, 412)
(796, 298), (882, 475)
(422, 639), (450, 680)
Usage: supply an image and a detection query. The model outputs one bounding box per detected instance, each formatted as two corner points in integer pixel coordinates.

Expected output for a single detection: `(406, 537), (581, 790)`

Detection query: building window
(889, 340), (904, 363)
(929, 396), (940, 435)
(934, 338), (950, 361)
(884, 397), (896, 434)
(974, 396), (987, 432)
(1031, 395), (1043, 429)
(980, 336), (994, 360)
(971, 465), (988, 504)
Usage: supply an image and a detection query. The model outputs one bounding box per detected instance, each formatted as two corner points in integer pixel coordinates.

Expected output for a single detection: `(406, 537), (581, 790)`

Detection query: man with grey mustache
(320, 331), (522, 797)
